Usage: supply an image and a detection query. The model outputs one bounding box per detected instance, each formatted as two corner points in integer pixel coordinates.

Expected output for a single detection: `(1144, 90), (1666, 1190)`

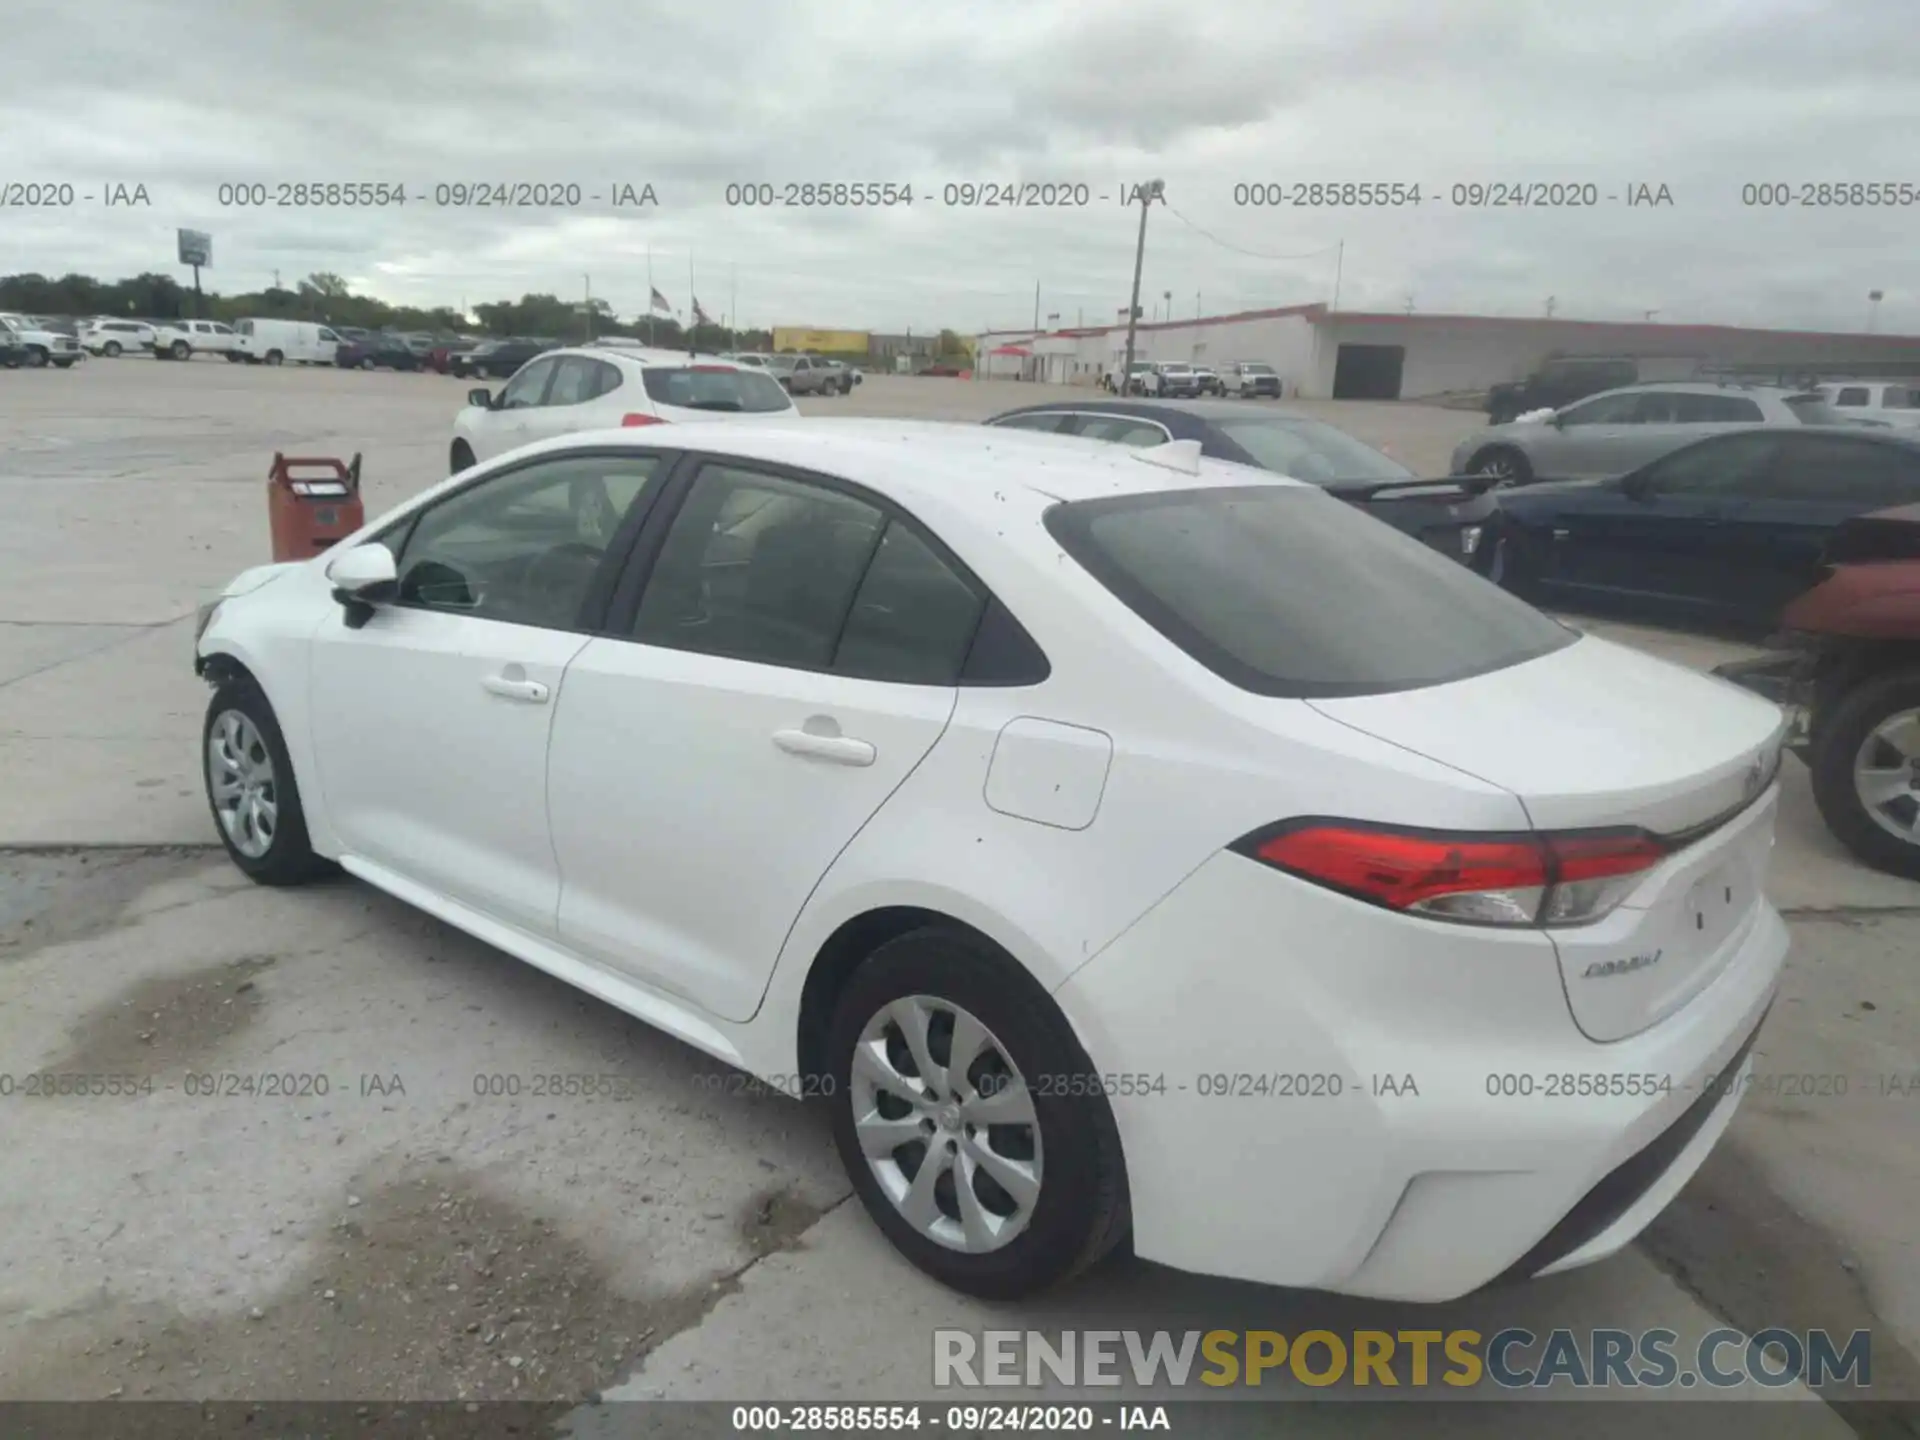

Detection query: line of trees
(0, 269), (772, 352)
(0, 269), (976, 359)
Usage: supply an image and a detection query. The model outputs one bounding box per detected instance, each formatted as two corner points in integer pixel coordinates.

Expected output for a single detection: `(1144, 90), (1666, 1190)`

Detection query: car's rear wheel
(25, 347), (47, 368)
(266, 350), (284, 366)
(1466, 445), (1532, 486)
(1810, 672), (1920, 881)
(171, 340), (191, 360)
(202, 677), (330, 886)
(103, 340), (122, 358)
(826, 927), (1129, 1300)
(450, 439), (476, 475)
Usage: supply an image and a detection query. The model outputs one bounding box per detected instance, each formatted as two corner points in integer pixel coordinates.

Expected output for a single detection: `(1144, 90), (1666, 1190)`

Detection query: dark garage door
(1332, 344), (1405, 400)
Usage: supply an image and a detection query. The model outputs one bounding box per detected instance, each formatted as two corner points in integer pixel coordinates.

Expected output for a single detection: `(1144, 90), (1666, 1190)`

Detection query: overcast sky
(6, 0), (1917, 335)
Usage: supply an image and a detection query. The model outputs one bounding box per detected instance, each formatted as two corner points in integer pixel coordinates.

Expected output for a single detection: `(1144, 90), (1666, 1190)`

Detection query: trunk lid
(1307, 633), (1789, 1040)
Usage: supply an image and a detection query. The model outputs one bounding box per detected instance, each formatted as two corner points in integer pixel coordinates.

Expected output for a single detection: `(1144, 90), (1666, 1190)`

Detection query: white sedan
(450, 346), (797, 473)
(194, 420), (1788, 1300)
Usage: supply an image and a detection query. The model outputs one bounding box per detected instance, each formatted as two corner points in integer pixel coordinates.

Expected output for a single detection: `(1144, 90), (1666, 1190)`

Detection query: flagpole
(730, 265), (737, 351)
(646, 246), (655, 346)
(689, 254), (697, 358)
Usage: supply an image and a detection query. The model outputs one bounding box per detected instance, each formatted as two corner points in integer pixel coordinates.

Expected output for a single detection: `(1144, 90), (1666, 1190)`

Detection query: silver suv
(764, 353), (837, 395)
(1450, 383), (1840, 484)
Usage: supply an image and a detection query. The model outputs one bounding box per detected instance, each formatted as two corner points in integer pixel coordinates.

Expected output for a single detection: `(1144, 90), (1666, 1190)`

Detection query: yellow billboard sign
(773, 327), (869, 355)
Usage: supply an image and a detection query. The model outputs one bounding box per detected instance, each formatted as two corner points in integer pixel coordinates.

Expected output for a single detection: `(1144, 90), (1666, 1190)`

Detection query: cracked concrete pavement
(1, 363), (1916, 1433)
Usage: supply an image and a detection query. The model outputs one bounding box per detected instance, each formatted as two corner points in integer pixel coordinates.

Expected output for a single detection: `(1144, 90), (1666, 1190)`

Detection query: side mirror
(467, 387), (494, 409)
(326, 543), (397, 628)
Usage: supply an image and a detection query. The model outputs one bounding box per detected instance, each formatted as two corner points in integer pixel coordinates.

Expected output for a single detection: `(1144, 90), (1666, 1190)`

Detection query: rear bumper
(1051, 851), (1787, 1300)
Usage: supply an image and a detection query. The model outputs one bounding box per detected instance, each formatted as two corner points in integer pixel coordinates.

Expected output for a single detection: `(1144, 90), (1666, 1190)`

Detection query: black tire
(1808, 669), (1920, 881)
(266, 350), (284, 366)
(171, 340), (192, 360)
(25, 347), (47, 368)
(1466, 444), (1533, 486)
(53, 359), (75, 369)
(450, 439), (476, 475)
(201, 676), (331, 886)
(104, 341), (122, 358)
(826, 927), (1130, 1300)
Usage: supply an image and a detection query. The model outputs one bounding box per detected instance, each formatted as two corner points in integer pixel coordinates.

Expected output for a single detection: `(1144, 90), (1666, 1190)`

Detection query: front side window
(629, 466), (884, 669)
(391, 453), (661, 628)
(1046, 485), (1573, 698)
(545, 356), (601, 406)
(1212, 417), (1411, 484)
(1669, 393), (1764, 423)
(1559, 393), (1642, 425)
(499, 358), (557, 409)
(1834, 387), (1872, 407)
(1640, 432), (1785, 496)
(989, 412), (1074, 433)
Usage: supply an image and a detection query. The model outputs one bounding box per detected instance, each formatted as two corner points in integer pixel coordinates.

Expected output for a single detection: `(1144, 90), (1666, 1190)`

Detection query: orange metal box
(267, 452), (364, 562)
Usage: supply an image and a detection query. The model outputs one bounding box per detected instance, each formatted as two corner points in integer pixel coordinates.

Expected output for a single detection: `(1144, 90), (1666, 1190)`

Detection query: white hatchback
(194, 421), (1788, 1301)
(450, 346), (798, 472)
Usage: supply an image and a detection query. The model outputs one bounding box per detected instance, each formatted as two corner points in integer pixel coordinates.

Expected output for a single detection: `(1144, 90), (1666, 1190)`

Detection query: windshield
(1784, 394), (1845, 424)
(641, 366), (794, 412)
(1241, 364), (1276, 376)
(1045, 485), (1574, 698)
(1212, 417), (1416, 484)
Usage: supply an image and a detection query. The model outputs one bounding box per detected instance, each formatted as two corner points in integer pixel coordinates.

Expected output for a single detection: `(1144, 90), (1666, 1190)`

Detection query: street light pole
(1868, 289), (1885, 334)
(1120, 179), (1164, 393)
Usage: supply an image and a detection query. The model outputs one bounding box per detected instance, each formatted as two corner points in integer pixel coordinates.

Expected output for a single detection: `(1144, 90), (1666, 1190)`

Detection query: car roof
(533, 346), (751, 371)
(992, 397), (1323, 425)
(1595, 381), (1818, 398)
(483, 418), (1302, 511)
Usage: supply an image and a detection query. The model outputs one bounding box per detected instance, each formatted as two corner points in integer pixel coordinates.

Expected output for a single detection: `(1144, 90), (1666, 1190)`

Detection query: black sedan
(335, 333), (424, 371)
(451, 337), (553, 379)
(1487, 425), (1920, 630)
(985, 398), (1500, 568)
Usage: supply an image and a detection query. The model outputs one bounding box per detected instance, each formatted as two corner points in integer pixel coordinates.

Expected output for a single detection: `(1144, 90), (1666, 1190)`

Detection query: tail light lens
(621, 413), (664, 427)
(1237, 822), (1667, 928)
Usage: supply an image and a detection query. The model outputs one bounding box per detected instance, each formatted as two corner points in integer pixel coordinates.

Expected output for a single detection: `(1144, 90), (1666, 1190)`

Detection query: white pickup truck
(0, 313), (85, 368)
(152, 318), (243, 361)
(1818, 380), (1920, 430)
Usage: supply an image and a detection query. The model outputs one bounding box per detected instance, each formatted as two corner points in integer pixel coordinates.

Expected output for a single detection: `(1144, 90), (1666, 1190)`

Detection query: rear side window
(1833, 387), (1872, 407)
(1784, 394), (1843, 424)
(1671, 393), (1764, 422)
(1045, 485), (1575, 698)
(641, 367), (792, 413)
(990, 412), (1074, 433)
(834, 521), (986, 684)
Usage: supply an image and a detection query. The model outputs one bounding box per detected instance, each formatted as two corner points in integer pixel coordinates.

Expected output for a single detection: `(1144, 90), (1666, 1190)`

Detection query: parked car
(0, 315), (27, 367)
(1816, 381), (1920, 431)
(765, 353), (837, 395)
(1101, 361), (1154, 394)
(194, 418), (1789, 1301)
(919, 360), (965, 377)
(1190, 365), (1223, 397)
(723, 351), (772, 369)
(1221, 361), (1282, 399)
(987, 398), (1498, 567)
(822, 359), (862, 391)
(1143, 362), (1201, 399)
(0, 312), (85, 367)
(81, 319), (156, 357)
(152, 319), (242, 361)
(334, 333), (425, 371)
(334, 326), (374, 344)
(450, 347), (798, 470)
(233, 318), (340, 366)
(1713, 500), (1920, 879)
(450, 337), (553, 379)
(1485, 356), (1641, 425)
(1487, 426), (1920, 632)
(1451, 384), (1841, 486)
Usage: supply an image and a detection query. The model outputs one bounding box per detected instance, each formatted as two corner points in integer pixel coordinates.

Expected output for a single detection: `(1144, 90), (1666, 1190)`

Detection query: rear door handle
(772, 729), (875, 766)
(482, 673), (550, 703)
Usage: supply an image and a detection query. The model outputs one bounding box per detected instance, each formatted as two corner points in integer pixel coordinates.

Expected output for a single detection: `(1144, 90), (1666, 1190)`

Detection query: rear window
(1044, 485), (1575, 698)
(1784, 394), (1844, 424)
(1212, 417), (1413, 484)
(641, 366), (793, 413)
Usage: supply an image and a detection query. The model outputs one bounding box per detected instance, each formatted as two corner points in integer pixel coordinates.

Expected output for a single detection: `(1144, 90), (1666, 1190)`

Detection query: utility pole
(1330, 240), (1345, 312)
(584, 274), (593, 342)
(1033, 280), (1040, 333)
(1195, 291), (1201, 320)
(1545, 295), (1557, 318)
(1868, 290), (1885, 333)
(1120, 179), (1164, 391)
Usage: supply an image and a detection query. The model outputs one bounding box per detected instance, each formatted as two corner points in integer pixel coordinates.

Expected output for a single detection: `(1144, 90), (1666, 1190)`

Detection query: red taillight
(621, 413), (665, 427)
(1240, 822), (1666, 928)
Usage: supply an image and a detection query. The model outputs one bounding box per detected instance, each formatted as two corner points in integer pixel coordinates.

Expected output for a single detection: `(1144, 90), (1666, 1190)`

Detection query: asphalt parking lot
(1, 360), (1916, 1431)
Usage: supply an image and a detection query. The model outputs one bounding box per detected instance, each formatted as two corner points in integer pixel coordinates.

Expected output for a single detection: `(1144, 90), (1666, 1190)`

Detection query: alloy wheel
(207, 710), (279, 859)
(1852, 707), (1920, 847)
(849, 995), (1042, 1253)
(1471, 452), (1516, 482)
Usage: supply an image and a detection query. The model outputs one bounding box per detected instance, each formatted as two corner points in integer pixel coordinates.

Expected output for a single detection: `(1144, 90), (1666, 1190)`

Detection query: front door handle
(772, 728), (875, 766)
(482, 672), (550, 703)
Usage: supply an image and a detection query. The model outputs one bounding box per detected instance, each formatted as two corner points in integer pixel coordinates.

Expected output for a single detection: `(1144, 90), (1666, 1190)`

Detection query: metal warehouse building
(975, 304), (1920, 400)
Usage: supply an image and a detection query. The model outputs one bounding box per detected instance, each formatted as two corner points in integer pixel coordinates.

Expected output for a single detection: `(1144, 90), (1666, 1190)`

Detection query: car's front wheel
(202, 677), (330, 886)
(171, 340), (192, 360)
(450, 439), (476, 475)
(827, 927), (1129, 1300)
(1810, 670), (1920, 881)
(25, 347), (47, 368)
(1466, 445), (1532, 486)
(104, 341), (122, 358)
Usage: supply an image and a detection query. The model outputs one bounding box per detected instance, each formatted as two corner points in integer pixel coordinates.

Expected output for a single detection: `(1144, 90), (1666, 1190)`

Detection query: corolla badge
(1583, 950), (1662, 980)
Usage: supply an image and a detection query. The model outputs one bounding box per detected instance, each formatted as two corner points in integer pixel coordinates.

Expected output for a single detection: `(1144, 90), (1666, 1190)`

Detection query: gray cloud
(3, 0), (1916, 333)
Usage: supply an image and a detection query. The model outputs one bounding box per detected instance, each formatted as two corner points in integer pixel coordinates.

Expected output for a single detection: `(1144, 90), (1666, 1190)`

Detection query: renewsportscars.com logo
(933, 1328), (1873, 1391)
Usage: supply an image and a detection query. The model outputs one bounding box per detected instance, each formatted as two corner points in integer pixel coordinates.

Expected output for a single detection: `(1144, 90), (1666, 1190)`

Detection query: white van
(233, 318), (340, 366)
